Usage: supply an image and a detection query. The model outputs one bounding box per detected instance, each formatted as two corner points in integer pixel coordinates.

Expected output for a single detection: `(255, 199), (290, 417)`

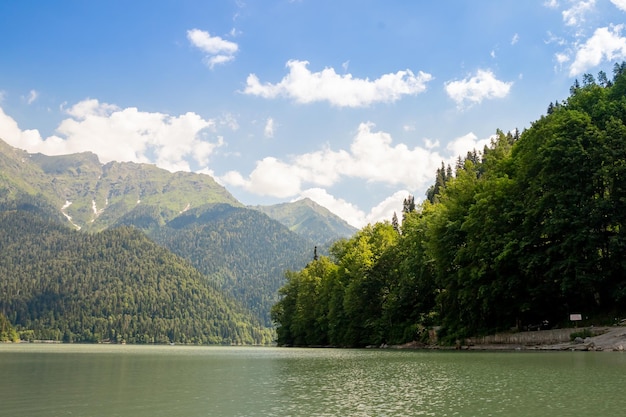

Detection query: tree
(391, 212), (400, 233)
(0, 312), (19, 342)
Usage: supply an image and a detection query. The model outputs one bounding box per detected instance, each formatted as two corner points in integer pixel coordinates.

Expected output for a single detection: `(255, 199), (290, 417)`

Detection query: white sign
(570, 314), (582, 321)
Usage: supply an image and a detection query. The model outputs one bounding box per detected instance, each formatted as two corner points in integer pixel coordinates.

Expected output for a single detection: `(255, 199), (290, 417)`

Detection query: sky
(2, 0), (626, 228)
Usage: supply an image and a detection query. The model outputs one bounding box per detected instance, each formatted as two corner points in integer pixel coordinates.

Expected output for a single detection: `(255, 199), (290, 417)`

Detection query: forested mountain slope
(149, 203), (313, 326)
(272, 63), (626, 347)
(0, 210), (272, 344)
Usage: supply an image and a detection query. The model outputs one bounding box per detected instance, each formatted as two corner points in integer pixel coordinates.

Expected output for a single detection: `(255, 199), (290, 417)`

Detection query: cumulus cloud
(562, 0), (596, 26)
(222, 156), (302, 198)
(0, 107), (50, 151)
(296, 188), (410, 228)
(444, 70), (513, 107)
(569, 25), (626, 76)
(243, 60), (433, 107)
(446, 132), (493, 158)
(365, 190), (412, 226)
(264, 117), (275, 138)
(219, 123), (488, 223)
(612, 0), (626, 11)
(187, 28), (238, 68)
(0, 100), (223, 172)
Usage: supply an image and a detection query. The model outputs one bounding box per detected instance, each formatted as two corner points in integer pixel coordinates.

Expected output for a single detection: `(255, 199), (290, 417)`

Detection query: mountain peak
(251, 198), (357, 245)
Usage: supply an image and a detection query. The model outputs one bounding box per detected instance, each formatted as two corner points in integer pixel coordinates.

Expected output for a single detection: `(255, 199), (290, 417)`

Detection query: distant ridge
(0, 138), (240, 231)
(251, 197), (357, 245)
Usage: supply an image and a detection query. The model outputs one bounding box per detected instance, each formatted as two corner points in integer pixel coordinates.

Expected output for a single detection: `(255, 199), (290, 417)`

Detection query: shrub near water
(0, 312), (19, 342)
(570, 328), (594, 341)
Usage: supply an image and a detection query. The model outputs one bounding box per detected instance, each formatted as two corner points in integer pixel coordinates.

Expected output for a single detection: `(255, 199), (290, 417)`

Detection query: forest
(271, 63), (626, 347)
(0, 210), (274, 344)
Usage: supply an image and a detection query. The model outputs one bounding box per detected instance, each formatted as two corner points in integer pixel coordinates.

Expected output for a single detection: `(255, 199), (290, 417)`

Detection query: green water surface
(1, 344), (624, 416)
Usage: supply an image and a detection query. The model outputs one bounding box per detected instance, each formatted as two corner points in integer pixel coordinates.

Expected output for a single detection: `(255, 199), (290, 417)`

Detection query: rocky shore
(463, 326), (626, 352)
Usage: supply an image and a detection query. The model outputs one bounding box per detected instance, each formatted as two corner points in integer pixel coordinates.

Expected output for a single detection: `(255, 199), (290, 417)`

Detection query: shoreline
(435, 326), (626, 352)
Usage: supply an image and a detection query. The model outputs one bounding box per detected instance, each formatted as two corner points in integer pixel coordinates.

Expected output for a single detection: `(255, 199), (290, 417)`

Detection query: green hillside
(150, 203), (313, 326)
(0, 210), (272, 344)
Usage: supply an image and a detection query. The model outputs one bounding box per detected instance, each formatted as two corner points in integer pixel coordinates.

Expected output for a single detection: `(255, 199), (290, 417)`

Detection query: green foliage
(0, 312), (19, 342)
(569, 328), (594, 341)
(149, 203), (312, 327)
(273, 64), (626, 346)
(0, 211), (273, 345)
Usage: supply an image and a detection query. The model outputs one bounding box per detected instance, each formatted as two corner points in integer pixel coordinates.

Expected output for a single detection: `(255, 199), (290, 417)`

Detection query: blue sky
(2, 0), (626, 227)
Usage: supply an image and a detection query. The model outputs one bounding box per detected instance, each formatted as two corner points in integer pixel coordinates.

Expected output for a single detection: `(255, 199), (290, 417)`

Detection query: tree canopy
(272, 64), (626, 346)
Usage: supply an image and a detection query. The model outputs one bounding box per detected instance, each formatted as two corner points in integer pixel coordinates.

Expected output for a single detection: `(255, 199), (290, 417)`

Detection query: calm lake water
(1, 344), (625, 417)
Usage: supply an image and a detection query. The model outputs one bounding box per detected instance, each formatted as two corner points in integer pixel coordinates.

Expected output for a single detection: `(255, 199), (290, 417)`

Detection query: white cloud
(219, 123), (489, 224)
(444, 70), (513, 107)
(26, 90), (39, 105)
(612, 0), (626, 11)
(446, 132), (493, 158)
(569, 25), (626, 76)
(511, 33), (520, 45)
(0, 107), (50, 151)
(207, 54), (235, 68)
(187, 28), (238, 69)
(545, 31), (567, 46)
(0, 99), (223, 173)
(219, 113), (240, 131)
(235, 156), (303, 198)
(555, 52), (571, 72)
(243, 60), (433, 107)
(424, 138), (440, 149)
(264, 117), (275, 138)
(544, 0), (559, 8)
(562, 0), (596, 26)
(297, 188), (410, 228)
(219, 170), (247, 188)
(556, 52), (570, 64)
(287, 123), (442, 189)
(365, 190), (411, 226)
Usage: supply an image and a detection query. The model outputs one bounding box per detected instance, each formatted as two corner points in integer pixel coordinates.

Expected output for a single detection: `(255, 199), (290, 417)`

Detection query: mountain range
(0, 138), (356, 342)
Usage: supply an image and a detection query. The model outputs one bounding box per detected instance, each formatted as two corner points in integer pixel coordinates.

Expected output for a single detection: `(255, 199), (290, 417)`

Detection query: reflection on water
(1, 344), (625, 417)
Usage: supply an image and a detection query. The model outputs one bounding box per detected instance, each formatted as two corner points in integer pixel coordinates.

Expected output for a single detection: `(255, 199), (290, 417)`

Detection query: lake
(1, 344), (625, 417)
